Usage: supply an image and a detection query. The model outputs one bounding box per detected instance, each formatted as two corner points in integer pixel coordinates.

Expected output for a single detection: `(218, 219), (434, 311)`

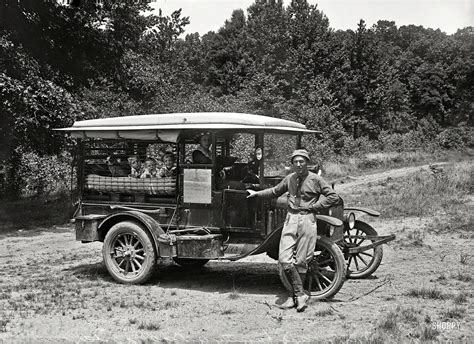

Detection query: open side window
(81, 139), (178, 203)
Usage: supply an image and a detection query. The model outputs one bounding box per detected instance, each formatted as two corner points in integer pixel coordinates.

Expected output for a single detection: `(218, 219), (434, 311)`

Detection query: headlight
(344, 212), (356, 229)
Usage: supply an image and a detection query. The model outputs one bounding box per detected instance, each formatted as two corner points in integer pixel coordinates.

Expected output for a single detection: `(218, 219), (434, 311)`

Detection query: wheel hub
(122, 245), (136, 260)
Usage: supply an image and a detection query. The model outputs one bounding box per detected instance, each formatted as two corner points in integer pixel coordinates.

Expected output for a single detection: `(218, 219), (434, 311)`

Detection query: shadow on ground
(67, 260), (286, 296)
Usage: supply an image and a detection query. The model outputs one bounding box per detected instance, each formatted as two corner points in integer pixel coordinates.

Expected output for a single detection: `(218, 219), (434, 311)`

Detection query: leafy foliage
(0, 0), (472, 198)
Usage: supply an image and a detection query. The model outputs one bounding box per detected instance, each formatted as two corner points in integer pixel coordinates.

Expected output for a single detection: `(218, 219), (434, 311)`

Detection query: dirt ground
(0, 163), (472, 343)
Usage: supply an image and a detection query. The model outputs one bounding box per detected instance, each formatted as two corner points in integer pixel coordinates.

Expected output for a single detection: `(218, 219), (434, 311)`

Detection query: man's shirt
(256, 171), (339, 211)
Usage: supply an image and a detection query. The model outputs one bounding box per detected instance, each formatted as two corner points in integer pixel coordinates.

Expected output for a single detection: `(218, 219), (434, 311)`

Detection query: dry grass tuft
(454, 292), (468, 305)
(313, 307), (334, 317)
(0, 319), (9, 332)
(451, 271), (472, 282)
(418, 325), (440, 341)
(228, 290), (240, 300)
(396, 306), (420, 323)
(441, 307), (466, 320)
(138, 321), (161, 331)
(407, 287), (450, 300)
(376, 310), (399, 332)
(459, 252), (471, 265)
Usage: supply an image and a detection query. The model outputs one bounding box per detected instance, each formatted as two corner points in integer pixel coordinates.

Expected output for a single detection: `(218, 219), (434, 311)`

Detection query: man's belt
(287, 208), (312, 215)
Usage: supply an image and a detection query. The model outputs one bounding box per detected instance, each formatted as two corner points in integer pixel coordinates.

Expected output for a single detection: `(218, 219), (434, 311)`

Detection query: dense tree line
(0, 0), (472, 196)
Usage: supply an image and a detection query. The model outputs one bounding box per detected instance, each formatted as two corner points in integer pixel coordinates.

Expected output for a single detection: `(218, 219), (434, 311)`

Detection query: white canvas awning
(56, 112), (319, 141)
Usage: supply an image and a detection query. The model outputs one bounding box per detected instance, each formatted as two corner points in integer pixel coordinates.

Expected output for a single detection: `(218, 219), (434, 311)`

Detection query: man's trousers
(278, 212), (318, 274)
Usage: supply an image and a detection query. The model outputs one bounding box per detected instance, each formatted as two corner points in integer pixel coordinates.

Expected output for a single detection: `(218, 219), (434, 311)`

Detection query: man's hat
(291, 149), (310, 162)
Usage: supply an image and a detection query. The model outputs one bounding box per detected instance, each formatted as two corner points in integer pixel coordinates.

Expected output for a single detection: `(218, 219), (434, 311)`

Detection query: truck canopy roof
(56, 112), (318, 141)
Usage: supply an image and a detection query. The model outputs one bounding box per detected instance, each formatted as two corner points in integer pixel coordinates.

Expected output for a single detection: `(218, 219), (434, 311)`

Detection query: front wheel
(102, 221), (156, 284)
(279, 236), (346, 300)
(343, 221), (383, 279)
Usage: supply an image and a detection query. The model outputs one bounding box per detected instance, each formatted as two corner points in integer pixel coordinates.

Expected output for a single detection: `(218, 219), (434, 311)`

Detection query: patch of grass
(0, 292), (11, 300)
(328, 334), (385, 344)
(129, 318), (138, 325)
(406, 230), (425, 247)
(406, 287), (450, 300)
(454, 292), (468, 304)
(0, 319), (9, 332)
(376, 310), (399, 332)
(313, 307), (334, 317)
(434, 274), (447, 284)
(24, 292), (36, 301)
(396, 306), (420, 323)
(138, 321), (161, 331)
(228, 290), (240, 300)
(459, 252), (471, 265)
(163, 300), (179, 309)
(441, 307), (466, 320)
(418, 325), (440, 341)
(451, 271), (472, 282)
(170, 290), (177, 296)
(221, 309), (235, 315)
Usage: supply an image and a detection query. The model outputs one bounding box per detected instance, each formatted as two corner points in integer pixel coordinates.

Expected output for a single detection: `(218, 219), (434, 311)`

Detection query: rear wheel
(344, 220), (383, 279)
(279, 236), (346, 300)
(103, 221), (156, 284)
(173, 258), (209, 267)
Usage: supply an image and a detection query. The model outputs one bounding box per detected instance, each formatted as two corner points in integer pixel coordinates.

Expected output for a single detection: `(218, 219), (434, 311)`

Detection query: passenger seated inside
(107, 155), (130, 177)
(159, 152), (177, 177)
(140, 157), (157, 178)
(192, 133), (212, 164)
(128, 155), (142, 178)
(156, 148), (166, 169)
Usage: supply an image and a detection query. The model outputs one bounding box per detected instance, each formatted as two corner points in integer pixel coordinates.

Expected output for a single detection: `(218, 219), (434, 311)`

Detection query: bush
(341, 136), (379, 157)
(13, 148), (73, 199)
(436, 127), (473, 149)
(378, 130), (435, 152)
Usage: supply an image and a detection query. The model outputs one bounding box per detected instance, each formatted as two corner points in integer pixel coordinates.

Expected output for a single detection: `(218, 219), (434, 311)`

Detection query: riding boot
(277, 294), (296, 309)
(299, 272), (306, 287)
(284, 266), (309, 312)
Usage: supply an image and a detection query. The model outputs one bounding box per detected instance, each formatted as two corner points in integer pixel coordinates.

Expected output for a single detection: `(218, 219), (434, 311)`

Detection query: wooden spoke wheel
(279, 236), (346, 300)
(343, 220), (383, 279)
(103, 221), (156, 284)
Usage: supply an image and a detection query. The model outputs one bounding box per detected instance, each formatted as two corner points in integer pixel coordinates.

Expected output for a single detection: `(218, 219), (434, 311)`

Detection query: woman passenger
(192, 133), (212, 164)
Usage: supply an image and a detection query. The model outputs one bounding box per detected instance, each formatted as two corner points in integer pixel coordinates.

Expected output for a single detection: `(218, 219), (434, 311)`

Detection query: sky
(149, 0), (473, 35)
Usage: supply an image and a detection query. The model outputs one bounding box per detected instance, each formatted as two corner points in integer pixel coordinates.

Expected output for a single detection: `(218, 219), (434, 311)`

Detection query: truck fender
(344, 206), (380, 217)
(98, 211), (169, 257)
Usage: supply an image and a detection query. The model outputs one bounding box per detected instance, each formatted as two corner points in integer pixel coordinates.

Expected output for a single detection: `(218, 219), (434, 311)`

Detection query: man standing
(247, 149), (339, 312)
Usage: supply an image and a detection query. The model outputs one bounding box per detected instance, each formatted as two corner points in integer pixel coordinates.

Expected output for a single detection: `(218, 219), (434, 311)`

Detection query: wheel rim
(305, 244), (339, 296)
(344, 227), (376, 274)
(109, 233), (147, 277)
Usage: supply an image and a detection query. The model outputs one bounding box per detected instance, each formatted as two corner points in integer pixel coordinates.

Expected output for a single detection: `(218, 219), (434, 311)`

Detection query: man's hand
(246, 189), (258, 198)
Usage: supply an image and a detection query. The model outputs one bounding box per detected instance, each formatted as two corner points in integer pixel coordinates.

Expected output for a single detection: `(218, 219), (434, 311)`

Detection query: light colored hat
(291, 149), (310, 162)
